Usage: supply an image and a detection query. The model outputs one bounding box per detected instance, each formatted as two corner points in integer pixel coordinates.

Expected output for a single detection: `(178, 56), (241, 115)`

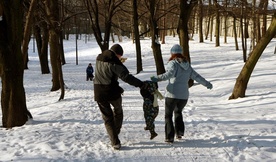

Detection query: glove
(150, 76), (158, 82)
(206, 82), (213, 89)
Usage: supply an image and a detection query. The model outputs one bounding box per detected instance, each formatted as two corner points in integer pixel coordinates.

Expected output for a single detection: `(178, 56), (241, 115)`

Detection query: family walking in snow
(93, 43), (212, 150)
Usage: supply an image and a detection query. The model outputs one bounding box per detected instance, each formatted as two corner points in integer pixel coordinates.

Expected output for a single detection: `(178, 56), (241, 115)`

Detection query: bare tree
(22, 0), (38, 70)
(198, 0), (204, 42)
(44, 0), (65, 100)
(214, 0), (220, 47)
(260, 0), (269, 37)
(0, 1), (32, 128)
(132, 0), (143, 74)
(204, 0), (213, 40)
(229, 13), (276, 99)
(83, 0), (125, 51)
(223, 0), (228, 44)
(240, 0), (249, 62)
(147, 0), (165, 75)
(33, 18), (50, 74)
(178, 0), (198, 63)
(233, 15), (239, 50)
(178, 0), (198, 87)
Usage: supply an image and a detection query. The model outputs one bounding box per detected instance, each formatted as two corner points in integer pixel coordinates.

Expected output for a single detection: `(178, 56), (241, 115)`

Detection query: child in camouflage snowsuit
(140, 81), (163, 140)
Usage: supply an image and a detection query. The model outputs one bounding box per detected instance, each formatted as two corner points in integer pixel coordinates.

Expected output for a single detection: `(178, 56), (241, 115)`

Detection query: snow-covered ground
(0, 35), (275, 162)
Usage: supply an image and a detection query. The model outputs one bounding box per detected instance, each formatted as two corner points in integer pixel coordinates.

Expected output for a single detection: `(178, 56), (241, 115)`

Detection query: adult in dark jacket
(94, 44), (144, 150)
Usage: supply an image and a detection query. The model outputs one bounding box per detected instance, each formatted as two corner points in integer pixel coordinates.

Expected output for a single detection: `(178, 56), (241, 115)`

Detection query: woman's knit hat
(170, 44), (183, 54)
(110, 44), (124, 56)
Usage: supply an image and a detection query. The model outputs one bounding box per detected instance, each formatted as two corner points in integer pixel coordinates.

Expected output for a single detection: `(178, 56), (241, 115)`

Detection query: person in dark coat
(93, 44), (146, 150)
(86, 63), (94, 81)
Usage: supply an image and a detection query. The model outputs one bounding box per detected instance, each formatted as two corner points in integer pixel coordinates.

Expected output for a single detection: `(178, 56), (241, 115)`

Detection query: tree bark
(233, 16), (239, 50)
(198, 0), (204, 43)
(261, 0), (268, 36)
(132, 0), (143, 74)
(210, 16), (214, 42)
(240, 4), (247, 62)
(59, 30), (66, 65)
(178, 0), (198, 87)
(229, 13), (276, 100)
(0, 1), (32, 128)
(214, 0), (220, 47)
(149, 0), (165, 75)
(34, 21), (50, 74)
(22, 0), (38, 70)
(224, 16), (228, 44)
(44, 0), (65, 100)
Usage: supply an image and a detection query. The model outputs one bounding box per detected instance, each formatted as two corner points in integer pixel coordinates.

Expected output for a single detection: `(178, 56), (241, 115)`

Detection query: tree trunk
(229, 13), (276, 100)
(205, 16), (211, 40)
(22, 0), (38, 70)
(34, 21), (50, 74)
(160, 1), (166, 44)
(149, 0), (165, 75)
(233, 16), (239, 50)
(261, 0), (268, 36)
(224, 16), (228, 43)
(0, 1), (32, 128)
(132, 0), (142, 74)
(59, 30), (66, 65)
(240, 5), (247, 62)
(205, 0), (212, 40)
(178, 0), (197, 87)
(210, 16), (213, 42)
(223, 0), (228, 44)
(44, 0), (65, 100)
(214, 0), (220, 47)
(198, 0), (204, 43)
(49, 31), (61, 91)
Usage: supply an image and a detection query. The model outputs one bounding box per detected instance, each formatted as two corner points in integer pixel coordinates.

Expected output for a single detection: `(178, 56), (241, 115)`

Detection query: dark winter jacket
(94, 50), (143, 102)
(86, 66), (94, 77)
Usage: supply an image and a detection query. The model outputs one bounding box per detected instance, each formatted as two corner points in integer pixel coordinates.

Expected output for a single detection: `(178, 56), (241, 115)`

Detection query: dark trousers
(97, 97), (123, 146)
(87, 74), (94, 81)
(165, 97), (187, 140)
(143, 98), (159, 133)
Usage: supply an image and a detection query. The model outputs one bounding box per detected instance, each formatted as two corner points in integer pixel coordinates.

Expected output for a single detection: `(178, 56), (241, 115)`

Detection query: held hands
(140, 81), (149, 90)
(150, 76), (158, 82)
(206, 82), (213, 89)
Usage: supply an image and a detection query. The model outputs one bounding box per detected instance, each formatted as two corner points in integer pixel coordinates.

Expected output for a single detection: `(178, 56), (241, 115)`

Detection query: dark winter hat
(110, 44), (124, 56)
(170, 44), (183, 54)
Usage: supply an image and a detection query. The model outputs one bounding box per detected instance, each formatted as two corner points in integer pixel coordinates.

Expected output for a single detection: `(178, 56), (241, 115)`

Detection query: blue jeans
(165, 97), (187, 140)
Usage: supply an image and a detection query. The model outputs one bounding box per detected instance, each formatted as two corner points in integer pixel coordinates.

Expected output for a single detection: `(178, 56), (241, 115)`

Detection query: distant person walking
(93, 44), (146, 150)
(151, 44), (213, 143)
(86, 63), (94, 81)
